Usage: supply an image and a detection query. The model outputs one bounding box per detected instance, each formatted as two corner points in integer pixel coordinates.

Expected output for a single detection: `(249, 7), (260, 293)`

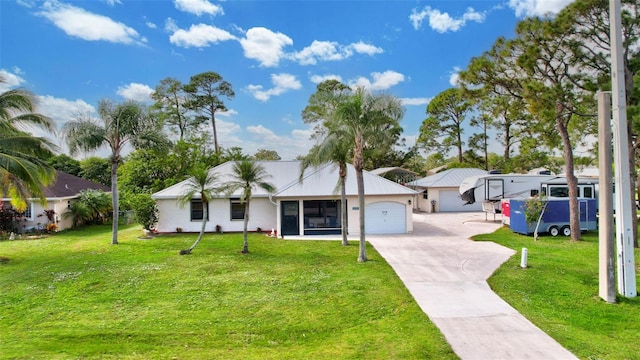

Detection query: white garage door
(365, 202), (406, 234)
(439, 190), (482, 212)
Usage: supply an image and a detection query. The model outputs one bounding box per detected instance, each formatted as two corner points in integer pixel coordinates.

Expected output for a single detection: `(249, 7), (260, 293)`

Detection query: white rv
(459, 173), (599, 220)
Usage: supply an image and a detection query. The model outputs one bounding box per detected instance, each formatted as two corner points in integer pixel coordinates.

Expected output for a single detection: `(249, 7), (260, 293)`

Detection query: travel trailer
(459, 173), (599, 219)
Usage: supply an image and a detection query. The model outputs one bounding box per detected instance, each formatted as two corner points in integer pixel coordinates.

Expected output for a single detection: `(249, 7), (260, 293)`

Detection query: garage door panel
(440, 190), (482, 212)
(365, 202), (406, 234)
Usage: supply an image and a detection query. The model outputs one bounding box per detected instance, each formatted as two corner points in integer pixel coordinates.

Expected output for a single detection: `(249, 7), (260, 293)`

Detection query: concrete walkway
(368, 212), (578, 360)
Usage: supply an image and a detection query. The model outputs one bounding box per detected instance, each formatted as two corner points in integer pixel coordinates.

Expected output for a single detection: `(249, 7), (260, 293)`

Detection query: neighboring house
(1, 171), (111, 232)
(408, 168), (488, 213)
(151, 161), (418, 236)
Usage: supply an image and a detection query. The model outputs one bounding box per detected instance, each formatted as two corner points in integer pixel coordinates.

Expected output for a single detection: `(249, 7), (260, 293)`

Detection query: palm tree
(301, 80), (353, 246)
(177, 166), (221, 255)
(300, 133), (351, 246)
(332, 88), (404, 262)
(0, 76), (57, 211)
(63, 99), (165, 245)
(225, 160), (275, 254)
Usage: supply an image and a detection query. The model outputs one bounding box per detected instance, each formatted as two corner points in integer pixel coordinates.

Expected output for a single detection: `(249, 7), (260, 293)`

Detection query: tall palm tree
(63, 99), (166, 245)
(332, 88), (404, 262)
(177, 166), (221, 255)
(0, 76), (57, 211)
(225, 160), (275, 254)
(300, 133), (351, 246)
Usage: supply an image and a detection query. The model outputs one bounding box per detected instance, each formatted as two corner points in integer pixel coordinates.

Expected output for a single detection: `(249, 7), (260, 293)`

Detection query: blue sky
(0, 0), (574, 160)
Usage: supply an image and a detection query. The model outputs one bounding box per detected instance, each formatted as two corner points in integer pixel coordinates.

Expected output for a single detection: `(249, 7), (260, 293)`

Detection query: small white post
(520, 248), (528, 269)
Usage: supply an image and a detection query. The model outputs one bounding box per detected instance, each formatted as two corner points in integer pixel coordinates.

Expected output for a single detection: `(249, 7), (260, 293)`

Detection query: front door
(281, 201), (299, 235)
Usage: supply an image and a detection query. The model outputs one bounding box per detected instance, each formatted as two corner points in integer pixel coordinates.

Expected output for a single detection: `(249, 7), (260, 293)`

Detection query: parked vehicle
(508, 198), (597, 236)
(459, 173), (599, 220)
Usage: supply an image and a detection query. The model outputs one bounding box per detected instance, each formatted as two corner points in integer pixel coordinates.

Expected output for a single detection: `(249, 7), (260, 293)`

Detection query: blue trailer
(509, 198), (597, 236)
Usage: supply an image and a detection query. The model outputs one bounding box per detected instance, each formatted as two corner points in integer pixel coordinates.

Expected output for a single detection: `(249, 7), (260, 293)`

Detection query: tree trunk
(211, 106), (219, 154)
(111, 159), (119, 245)
(556, 106), (580, 241)
(504, 119), (511, 163)
(483, 120), (488, 170)
(184, 201), (208, 254)
(457, 126), (463, 163)
(340, 162), (348, 246)
(354, 132), (367, 262)
(242, 199), (250, 253)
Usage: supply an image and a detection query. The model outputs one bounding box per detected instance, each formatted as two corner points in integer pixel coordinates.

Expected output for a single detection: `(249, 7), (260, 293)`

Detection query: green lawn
(472, 227), (640, 360)
(0, 224), (456, 360)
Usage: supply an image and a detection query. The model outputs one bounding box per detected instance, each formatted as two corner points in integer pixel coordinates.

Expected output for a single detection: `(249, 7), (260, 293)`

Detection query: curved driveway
(368, 212), (578, 360)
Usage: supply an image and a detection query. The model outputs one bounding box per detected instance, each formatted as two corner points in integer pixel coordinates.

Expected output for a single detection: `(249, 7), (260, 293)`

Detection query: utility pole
(598, 92), (615, 303)
(609, 0), (636, 298)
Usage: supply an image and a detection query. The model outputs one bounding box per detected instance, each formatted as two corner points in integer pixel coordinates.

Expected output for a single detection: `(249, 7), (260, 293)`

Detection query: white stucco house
(407, 168), (488, 213)
(1, 171), (111, 232)
(151, 161), (418, 236)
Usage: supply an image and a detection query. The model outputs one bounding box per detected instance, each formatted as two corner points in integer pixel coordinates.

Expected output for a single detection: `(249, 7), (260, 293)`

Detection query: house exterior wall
(274, 194), (413, 236)
(155, 197), (276, 233)
(414, 187), (482, 213)
(414, 188), (442, 213)
(50, 199), (73, 231)
(1, 198), (74, 233)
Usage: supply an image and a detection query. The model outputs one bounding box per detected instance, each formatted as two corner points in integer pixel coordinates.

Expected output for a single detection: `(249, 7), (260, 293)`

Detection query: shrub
(524, 196), (547, 225)
(130, 194), (159, 231)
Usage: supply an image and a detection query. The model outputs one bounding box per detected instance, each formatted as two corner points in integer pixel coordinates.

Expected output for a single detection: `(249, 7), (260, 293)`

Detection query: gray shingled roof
(43, 171), (111, 198)
(407, 168), (488, 188)
(2, 171), (111, 200)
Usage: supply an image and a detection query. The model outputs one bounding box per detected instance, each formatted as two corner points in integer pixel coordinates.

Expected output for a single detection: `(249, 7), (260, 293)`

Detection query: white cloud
(169, 23), (236, 48)
(410, 6), (485, 33)
(508, 0), (574, 17)
(215, 118), (241, 137)
(247, 73), (302, 102)
(164, 18), (179, 32)
(242, 125), (313, 160)
(174, 0), (223, 16)
(247, 124), (281, 142)
(116, 83), (154, 102)
(38, 95), (95, 130)
(349, 70), (405, 91)
(102, 0), (122, 6)
(239, 27), (293, 67)
(349, 41), (384, 56)
(17, 0), (37, 8)
(401, 97), (431, 106)
(21, 95), (96, 156)
(309, 74), (343, 84)
(449, 66), (462, 87)
(291, 40), (382, 65)
(292, 40), (344, 65)
(37, 1), (145, 45)
(0, 69), (26, 92)
(217, 108), (238, 117)
(146, 21), (157, 29)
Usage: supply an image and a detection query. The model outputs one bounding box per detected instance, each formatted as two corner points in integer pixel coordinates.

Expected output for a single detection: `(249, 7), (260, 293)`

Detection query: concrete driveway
(368, 212), (578, 360)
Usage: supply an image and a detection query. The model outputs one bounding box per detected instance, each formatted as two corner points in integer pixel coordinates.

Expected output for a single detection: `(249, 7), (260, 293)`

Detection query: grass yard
(0, 224), (456, 360)
(472, 227), (640, 360)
